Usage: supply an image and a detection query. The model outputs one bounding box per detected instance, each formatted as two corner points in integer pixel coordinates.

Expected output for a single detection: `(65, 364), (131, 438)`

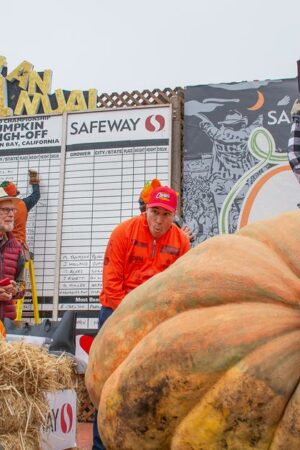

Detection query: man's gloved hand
(291, 99), (300, 116)
(181, 224), (195, 243)
(28, 169), (40, 185)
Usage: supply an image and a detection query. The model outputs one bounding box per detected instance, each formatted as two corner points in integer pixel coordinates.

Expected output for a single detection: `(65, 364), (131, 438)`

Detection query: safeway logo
(61, 403), (73, 433)
(145, 115), (165, 132)
(41, 390), (76, 450)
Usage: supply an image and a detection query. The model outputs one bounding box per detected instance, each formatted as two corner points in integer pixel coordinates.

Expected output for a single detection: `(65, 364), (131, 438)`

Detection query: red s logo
(145, 115), (165, 132)
(61, 403), (73, 433)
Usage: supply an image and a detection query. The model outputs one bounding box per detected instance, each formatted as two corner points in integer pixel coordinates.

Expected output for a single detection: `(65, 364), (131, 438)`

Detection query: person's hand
(29, 169), (40, 185)
(0, 287), (12, 302)
(2, 280), (17, 297)
(181, 224), (194, 242)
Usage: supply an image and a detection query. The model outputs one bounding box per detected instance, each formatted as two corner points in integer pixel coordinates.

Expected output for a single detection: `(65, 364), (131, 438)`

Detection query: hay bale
(0, 387), (47, 433)
(0, 428), (40, 450)
(0, 338), (76, 395)
(76, 374), (95, 422)
(0, 338), (77, 449)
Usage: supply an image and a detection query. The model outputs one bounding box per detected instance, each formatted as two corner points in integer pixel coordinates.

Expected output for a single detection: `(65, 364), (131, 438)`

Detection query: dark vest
(0, 233), (23, 320)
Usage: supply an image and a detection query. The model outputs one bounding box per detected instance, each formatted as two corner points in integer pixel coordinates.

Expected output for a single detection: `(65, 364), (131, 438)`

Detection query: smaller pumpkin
(0, 320), (6, 337)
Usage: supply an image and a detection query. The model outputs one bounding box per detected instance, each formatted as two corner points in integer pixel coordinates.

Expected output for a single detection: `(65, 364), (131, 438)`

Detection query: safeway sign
(41, 390), (77, 450)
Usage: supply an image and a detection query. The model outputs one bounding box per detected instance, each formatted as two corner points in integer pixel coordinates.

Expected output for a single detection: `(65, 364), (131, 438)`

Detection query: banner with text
(0, 106), (171, 333)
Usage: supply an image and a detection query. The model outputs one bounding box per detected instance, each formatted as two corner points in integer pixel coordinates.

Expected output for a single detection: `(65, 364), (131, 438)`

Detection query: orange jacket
(13, 199), (28, 245)
(100, 213), (190, 310)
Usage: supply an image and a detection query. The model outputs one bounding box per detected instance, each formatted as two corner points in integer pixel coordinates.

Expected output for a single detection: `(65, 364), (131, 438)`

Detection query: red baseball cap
(147, 186), (178, 213)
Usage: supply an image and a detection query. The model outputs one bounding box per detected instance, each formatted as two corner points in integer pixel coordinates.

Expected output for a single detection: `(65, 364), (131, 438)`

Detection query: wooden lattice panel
(97, 87), (184, 109)
(76, 374), (96, 422)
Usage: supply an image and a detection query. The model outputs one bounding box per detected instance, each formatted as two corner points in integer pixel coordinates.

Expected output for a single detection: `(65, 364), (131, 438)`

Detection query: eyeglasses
(0, 207), (17, 215)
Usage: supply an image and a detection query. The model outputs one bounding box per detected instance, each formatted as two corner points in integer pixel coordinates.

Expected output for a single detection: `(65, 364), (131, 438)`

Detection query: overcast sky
(2, 0), (299, 95)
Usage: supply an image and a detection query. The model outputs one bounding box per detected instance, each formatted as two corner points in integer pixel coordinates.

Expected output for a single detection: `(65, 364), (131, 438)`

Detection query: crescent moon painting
(247, 90), (265, 111)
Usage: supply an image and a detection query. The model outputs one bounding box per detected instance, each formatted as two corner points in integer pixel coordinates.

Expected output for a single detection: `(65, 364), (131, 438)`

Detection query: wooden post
(170, 94), (183, 215)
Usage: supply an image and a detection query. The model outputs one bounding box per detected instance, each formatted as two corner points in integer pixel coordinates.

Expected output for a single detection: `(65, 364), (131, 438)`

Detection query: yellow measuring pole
(16, 259), (40, 324)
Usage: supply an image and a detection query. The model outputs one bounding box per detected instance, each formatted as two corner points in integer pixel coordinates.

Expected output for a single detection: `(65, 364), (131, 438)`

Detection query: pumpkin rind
(171, 329), (300, 450)
(86, 211), (300, 449)
(270, 382), (300, 450)
(99, 304), (300, 449)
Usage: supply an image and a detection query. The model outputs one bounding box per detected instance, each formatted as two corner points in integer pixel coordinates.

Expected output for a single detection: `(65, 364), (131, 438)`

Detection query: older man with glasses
(0, 187), (25, 321)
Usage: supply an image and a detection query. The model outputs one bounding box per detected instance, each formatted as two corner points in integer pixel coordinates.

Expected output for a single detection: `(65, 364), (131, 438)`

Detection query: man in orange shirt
(138, 178), (194, 242)
(1, 170), (40, 258)
(93, 185), (190, 450)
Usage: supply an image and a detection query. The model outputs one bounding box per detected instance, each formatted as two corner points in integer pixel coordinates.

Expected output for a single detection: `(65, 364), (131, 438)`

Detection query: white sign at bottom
(41, 389), (77, 450)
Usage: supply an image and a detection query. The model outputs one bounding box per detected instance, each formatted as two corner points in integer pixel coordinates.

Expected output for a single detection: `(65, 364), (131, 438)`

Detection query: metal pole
(170, 94), (183, 215)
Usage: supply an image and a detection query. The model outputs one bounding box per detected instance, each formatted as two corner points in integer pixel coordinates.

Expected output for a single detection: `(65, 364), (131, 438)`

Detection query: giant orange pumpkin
(86, 211), (300, 449)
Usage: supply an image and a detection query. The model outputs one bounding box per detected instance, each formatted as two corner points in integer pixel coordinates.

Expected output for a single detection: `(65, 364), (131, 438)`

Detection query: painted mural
(183, 78), (299, 244)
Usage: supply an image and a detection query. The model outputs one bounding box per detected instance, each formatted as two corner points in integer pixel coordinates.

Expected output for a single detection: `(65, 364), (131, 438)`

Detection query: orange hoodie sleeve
(99, 223), (128, 310)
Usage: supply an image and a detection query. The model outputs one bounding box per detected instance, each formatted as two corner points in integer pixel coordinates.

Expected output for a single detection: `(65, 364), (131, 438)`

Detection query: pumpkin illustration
(86, 211), (300, 449)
